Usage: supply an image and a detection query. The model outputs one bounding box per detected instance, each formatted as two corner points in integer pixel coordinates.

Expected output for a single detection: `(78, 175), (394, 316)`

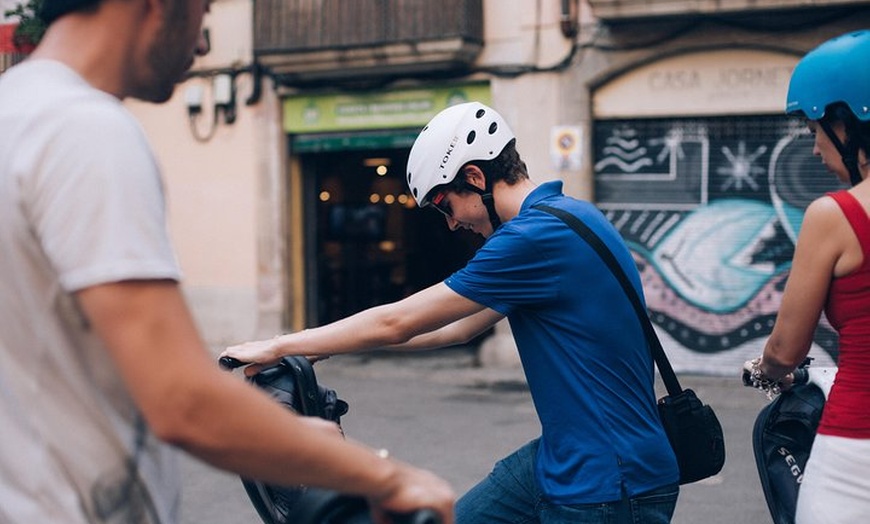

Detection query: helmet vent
(406, 102), (516, 208)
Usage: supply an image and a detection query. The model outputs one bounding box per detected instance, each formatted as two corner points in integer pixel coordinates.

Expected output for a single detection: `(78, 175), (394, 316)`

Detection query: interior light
(363, 157), (392, 167)
(319, 191), (331, 202)
(369, 193), (381, 204)
(376, 165), (388, 176)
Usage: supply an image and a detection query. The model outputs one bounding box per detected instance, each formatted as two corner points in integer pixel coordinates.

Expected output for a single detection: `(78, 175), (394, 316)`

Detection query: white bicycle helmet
(406, 102), (515, 207)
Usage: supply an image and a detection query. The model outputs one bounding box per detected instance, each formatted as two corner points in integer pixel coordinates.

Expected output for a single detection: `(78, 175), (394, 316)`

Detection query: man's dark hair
(39, 0), (101, 25)
(441, 138), (529, 194)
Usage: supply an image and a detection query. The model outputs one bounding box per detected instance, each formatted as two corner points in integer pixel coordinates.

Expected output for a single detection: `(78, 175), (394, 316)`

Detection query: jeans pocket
(543, 502), (612, 524)
(629, 484), (679, 524)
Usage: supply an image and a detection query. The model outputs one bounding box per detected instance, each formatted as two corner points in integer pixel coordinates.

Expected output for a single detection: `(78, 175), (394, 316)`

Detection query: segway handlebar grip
(218, 356), (246, 370)
(791, 367), (809, 386)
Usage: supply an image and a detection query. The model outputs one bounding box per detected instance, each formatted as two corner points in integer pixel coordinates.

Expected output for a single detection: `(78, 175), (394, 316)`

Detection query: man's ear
(462, 165), (487, 191)
(123, 0), (162, 40)
(142, 0), (168, 22)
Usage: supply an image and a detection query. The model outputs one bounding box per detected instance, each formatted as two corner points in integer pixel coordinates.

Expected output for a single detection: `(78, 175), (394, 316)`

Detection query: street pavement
(180, 348), (774, 524)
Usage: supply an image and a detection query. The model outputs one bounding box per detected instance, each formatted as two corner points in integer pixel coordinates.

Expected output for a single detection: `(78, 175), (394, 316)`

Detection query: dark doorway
(302, 148), (482, 326)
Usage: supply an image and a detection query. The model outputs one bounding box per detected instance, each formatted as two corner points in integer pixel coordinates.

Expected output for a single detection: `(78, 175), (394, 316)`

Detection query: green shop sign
(283, 82), (491, 134)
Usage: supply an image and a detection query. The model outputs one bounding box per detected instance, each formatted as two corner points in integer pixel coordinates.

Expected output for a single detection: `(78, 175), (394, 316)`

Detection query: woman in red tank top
(744, 31), (870, 524)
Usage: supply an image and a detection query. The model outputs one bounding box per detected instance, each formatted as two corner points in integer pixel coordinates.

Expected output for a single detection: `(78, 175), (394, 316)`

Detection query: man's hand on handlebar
(368, 463), (455, 524)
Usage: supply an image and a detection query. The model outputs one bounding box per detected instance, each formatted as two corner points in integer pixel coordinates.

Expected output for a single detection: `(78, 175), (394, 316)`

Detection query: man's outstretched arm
(76, 279), (455, 522)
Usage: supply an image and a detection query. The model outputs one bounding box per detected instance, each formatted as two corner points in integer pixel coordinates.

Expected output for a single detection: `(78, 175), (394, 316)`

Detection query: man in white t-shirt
(0, 0), (454, 522)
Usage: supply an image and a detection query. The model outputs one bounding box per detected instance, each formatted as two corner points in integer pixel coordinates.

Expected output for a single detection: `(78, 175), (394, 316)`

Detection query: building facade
(4, 0), (868, 372)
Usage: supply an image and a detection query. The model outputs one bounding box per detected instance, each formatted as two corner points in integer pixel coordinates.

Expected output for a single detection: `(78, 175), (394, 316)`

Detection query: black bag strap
(533, 204), (683, 397)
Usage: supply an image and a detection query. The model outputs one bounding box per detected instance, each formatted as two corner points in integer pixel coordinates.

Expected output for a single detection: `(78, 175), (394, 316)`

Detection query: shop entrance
(301, 148), (482, 326)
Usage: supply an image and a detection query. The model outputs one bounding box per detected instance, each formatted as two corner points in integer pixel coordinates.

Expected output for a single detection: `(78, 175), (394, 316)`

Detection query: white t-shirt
(0, 60), (183, 523)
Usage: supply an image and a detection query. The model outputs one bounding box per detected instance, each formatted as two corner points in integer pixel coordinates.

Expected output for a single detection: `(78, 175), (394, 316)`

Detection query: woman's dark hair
(825, 103), (870, 158)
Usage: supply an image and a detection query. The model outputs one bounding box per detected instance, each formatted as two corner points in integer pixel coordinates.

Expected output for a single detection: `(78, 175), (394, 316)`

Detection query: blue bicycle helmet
(786, 30), (870, 121)
(786, 30), (870, 186)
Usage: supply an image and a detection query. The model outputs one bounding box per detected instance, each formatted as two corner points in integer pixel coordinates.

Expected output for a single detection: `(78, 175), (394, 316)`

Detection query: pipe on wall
(560, 0), (579, 38)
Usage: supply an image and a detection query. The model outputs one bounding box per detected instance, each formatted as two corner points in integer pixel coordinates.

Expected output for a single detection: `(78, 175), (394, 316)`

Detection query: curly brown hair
(436, 138), (529, 195)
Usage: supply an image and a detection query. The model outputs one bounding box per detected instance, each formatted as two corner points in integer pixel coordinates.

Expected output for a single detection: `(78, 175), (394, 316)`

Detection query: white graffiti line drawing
(649, 199), (781, 313)
(604, 135), (641, 150)
(629, 210), (651, 235)
(768, 125), (846, 244)
(650, 128), (687, 165)
(605, 209), (633, 232)
(597, 125), (708, 185)
(602, 145), (649, 160)
(594, 156), (654, 172)
(768, 131), (805, 243)
(594, 128), (654, 173)
(639, 211), (670, 244)
(597, 123), (709, 211)
(646, 213), (682, 247)
(718, 141), (768, 191)
(606, 210), (682, 249)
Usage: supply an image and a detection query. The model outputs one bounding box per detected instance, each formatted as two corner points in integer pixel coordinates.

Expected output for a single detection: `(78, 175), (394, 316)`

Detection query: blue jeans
(456, 439), (678, 524)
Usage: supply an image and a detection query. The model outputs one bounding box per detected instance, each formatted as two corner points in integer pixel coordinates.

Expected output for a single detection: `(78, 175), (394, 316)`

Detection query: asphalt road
(180, 348), (774, 524)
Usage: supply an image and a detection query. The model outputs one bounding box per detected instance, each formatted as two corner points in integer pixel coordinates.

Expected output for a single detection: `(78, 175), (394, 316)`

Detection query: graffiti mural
(594, 116), (845, 373)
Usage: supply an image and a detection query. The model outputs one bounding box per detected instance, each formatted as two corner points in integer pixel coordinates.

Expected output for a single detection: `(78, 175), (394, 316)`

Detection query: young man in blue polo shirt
(223, 102), (680, 523)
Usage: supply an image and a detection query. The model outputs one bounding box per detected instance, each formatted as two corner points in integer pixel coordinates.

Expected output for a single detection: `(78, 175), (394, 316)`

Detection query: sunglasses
(430, 191), (453, 218)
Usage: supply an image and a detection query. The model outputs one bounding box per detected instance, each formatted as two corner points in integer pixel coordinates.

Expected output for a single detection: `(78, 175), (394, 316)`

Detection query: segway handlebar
(218, 356), (246, 369)
(742, 358), (813, 391)
(791, 366), (810, 386)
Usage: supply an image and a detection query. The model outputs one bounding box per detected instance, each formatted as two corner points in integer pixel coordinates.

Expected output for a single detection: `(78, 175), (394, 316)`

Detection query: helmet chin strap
(819, 119), (863, 186)
(461, 179), (502, 232)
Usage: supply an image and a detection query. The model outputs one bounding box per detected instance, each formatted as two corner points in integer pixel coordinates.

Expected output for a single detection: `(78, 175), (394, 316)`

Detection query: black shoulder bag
(534, 204), (726, 484)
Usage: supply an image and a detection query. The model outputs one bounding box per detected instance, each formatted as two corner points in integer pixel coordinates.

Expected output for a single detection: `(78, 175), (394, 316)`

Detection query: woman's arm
(759, 196), (849, 380)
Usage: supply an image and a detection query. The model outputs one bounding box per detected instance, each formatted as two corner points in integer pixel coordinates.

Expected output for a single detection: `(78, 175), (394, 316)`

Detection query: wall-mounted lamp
(184, 83), (204, 115)
(182, 63), (264, 143)
(213, 73), (236, 124)
(560, 0), (579, 39)
(184, 73), (237, 142)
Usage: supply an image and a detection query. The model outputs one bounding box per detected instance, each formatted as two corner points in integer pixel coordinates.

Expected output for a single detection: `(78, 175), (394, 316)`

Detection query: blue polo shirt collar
(520, 180), (564, 211)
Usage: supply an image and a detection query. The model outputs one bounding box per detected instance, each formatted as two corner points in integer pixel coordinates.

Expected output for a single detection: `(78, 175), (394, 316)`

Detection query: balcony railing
(588, 0), (870, 21)
(254, 0), (483, 83)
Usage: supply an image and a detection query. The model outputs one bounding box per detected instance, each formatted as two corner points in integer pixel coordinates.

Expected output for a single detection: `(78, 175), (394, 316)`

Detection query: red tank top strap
(827, 190), (870, 263)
